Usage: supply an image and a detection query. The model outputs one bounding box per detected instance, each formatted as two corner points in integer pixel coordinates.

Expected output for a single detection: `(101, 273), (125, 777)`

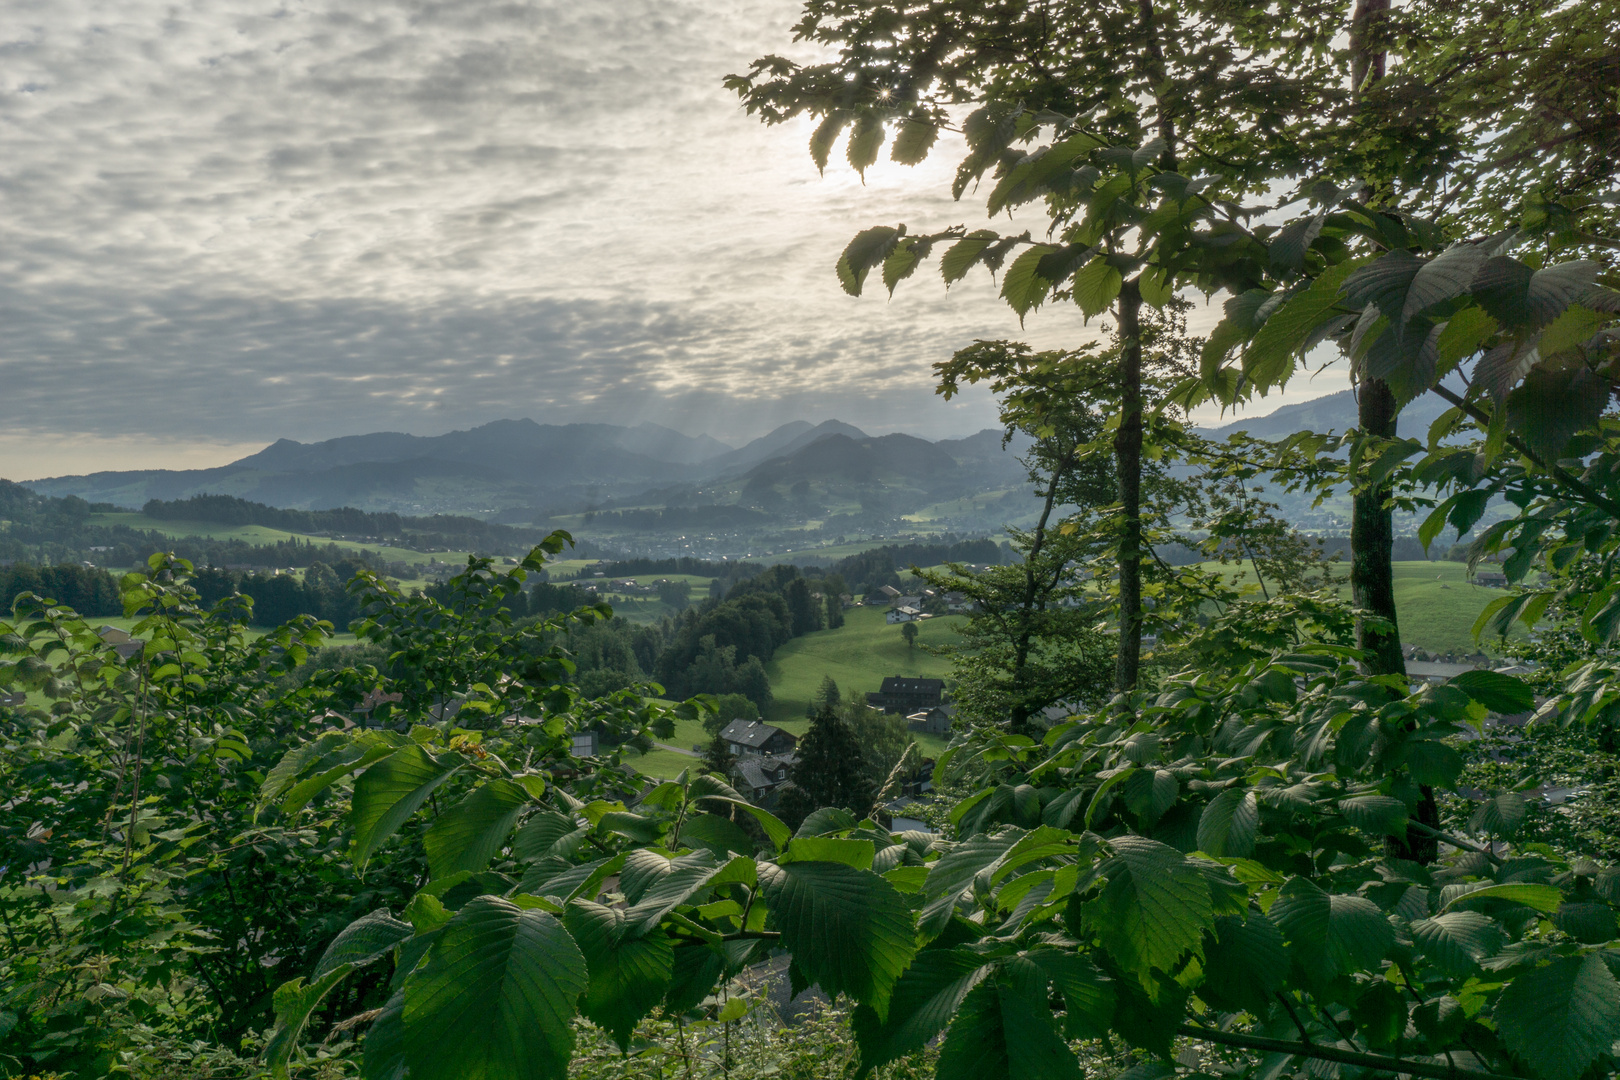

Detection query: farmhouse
(732, 753), (797, 804)
(868, 676), (945, 714)
(906, 703), (954, 736)
(719, 718), (798, 758)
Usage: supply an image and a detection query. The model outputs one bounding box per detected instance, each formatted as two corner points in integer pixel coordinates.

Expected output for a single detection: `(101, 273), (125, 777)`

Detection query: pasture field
(1192, 558), (1515, 653)
(88, 512), (480, 567)
(762, 605), (962, 726)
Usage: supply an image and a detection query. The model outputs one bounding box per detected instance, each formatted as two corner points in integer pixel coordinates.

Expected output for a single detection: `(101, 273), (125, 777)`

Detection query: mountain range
(22, 388), (1432, 517)
(23, 418), (1027, 515)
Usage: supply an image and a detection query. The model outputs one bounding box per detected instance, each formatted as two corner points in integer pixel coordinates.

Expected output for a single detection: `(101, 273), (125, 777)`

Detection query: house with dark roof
(867, 676), (945, 714)
(719, 719), (798, 758)
(733, 753), (797, 805)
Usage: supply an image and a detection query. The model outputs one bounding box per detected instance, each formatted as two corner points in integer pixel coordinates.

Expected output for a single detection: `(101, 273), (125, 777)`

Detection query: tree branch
(1176, 1025), (1522, 1080)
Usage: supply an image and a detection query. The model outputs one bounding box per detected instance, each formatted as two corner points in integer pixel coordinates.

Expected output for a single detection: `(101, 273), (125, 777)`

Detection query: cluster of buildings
(869, 584), (972, 623)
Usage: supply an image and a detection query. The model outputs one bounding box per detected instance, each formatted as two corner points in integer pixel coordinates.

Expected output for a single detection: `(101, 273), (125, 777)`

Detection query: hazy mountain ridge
(23, 390), (1391, 517)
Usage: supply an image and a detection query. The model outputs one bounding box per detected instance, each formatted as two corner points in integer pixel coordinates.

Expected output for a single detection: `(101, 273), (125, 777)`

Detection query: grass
(1194, 559), (1514, 654)
(762, 606), (962, 727)
(90, 512), (480, 566)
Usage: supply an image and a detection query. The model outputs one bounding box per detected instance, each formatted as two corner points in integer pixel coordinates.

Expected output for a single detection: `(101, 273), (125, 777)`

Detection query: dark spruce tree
(775, 704), (876, 828)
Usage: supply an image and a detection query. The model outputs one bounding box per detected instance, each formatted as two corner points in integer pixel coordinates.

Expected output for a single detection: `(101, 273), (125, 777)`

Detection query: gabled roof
(878, 677), (944, 695)
(718, 718), (793, 749)
(735, 753), (797, 791)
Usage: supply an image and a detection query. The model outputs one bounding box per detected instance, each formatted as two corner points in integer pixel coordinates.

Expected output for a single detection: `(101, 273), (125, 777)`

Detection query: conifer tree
(776, 704), (876, 827)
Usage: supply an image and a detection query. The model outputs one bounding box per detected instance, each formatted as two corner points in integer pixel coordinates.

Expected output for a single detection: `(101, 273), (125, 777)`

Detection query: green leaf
(1027, 950), (1116, 1039)
(706, 797), (791, 851)
(1469, 792), (1528, 837)
(1084, 837), (1230, 984)
(1349, 979), (1407, 1048)
(1196, 789), (1258, 858)
(852, 948), (995, 1071)
(836, 226), (902, 297)
(1001, 244), (1060, 322)
(1242, 259), (1363, 389)
(891, 117), (939, 165)
(351, 744), (462, 867)
(883, 239), (922, 296)
(1450, 670), (1534, 714)
(564, 901), (674, 1050)
(1272, 877), (1393, 979)
(1496, 954), (1620, 1080)
(266, 965), (354, 1079)
(759, 860), (918, 1018)
(316, 909), (415, 979)
(1410, 912), (1502, 977)
(1402, 244), (1489, 323)
(1337, 795), (1408, 836)
(941, 229), (1001, 286)
(401, 897), (588, 1080)
(1201, 914), (1287, 1013)
(936, 981), (1082, 1080)
(809, 113), (849, 174)
(1138, 265), (1173, 308)
(847, 115), (885, 177)
(1443, 882), (1563, 914)
(1552, 901), (1619, 944)
(1436, 306), (1498, 371)
(783, 836), (876, 869)
(1072, 257), (1123, 320)
(1539, 304), (1609, 358)
(424, 779), (532, 880)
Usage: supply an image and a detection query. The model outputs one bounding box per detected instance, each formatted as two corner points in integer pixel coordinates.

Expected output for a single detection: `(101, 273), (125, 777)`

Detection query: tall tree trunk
(1351, 380), (1406, 677)
(1349, 0), (1436, 863)
(1114, 280), (1144, 694)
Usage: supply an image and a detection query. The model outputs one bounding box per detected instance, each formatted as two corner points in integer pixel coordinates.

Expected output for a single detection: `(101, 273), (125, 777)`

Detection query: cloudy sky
(0, 0), (1344, 479)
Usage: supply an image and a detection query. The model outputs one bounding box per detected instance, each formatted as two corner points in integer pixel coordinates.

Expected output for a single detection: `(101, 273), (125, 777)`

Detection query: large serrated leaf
(1403, 244), (1489, 323)
(564, 901), (674, 1050)
(351, 744), (463, 867)
(1496, 953), (1620, 1080)
(1241, 259), (1362, 389)
(936, 981), (1082, 1080)
(1272, 877), (1393, 979)
(1072, 257), (1122, 320)
(891, 116), (939, 165)
(851, 948), (995, 1072)
(1001, 244), (1060, 321)
(941, 229), (1000, 286)
(400, 897), (588, 1080)
(424, 779), (533, 879)
(316, 909), (414, 979)
(266, 964), (354, 1079)
(836, 226), (902, 297)
(1084, 836), (1227, 984)
(758, 860), (918, 1019)
(1197, 789), (1258, 858)
(1449, 671), (1534, 714)
(1410, 912), (1502, 977)
(1201, 913), (1286, 1013)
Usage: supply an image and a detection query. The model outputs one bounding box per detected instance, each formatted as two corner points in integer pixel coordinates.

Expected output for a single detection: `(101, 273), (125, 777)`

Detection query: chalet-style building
(733, 753), (798, 805)
(719, 719), (798, 758)
(867, 676), (945, 714)
(906, 703), (954, 736)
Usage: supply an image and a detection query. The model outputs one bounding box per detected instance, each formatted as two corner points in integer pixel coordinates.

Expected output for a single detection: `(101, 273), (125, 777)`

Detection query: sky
(0, 0), (1347, 480)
